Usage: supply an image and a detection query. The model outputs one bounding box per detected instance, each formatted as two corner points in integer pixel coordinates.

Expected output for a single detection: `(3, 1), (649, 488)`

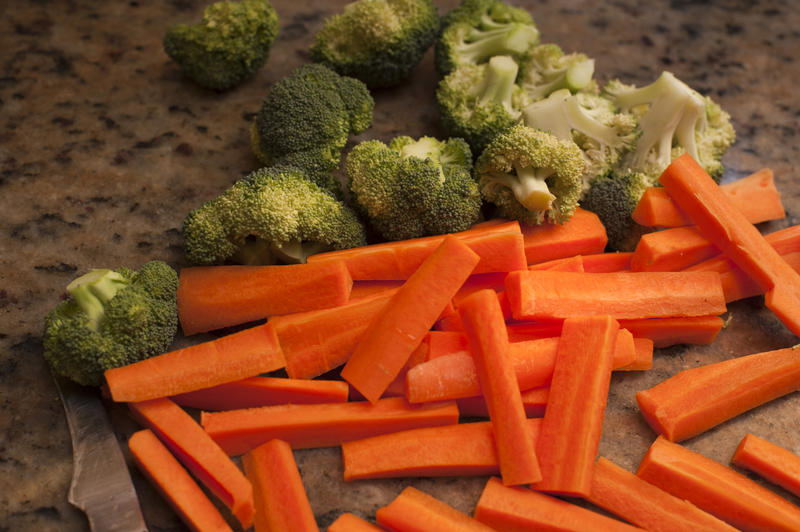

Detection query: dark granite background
(1, 0), (799, 530)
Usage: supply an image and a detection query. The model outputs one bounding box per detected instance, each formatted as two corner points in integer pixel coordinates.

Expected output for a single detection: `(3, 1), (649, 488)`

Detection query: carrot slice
(581, 251), (633, 272)
(474, 477), (641, 532)
(457, 386), (549, 418)
(201, 396), (459, 455)
(521, 207), (609, 265)
(588, 456), (738, 532)
(341, 236), (480, 403)
(616, 337), (654, 371)
(717, 251), (800, 303)
(242, 439), (317, 532)
(505, 321), (564, 342)
(630, 226), (720, 272)
(105, 323), (285, 403)
(177, 261), (352, 335)
(376, 486), (495, 532)
(327, 513), (382, 532)
(636, 346), (800, 442)
(128, 429), (233, 532)
(618, 315), (723, 348)
(732, 433), (800, 499)
(458, 289), (541, 485)
(128, 398), (254, 529)
(532, 315), (619, 496)
(348, 279), (403, 300)
(452, 272), (509, 305)
(528, 254), (585, 272)
(637, 436), (800, 532)
(425, 330), (470, 359)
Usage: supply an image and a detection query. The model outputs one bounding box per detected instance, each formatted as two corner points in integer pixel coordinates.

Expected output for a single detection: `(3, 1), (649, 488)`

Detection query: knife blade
(54, 373), (148, 532)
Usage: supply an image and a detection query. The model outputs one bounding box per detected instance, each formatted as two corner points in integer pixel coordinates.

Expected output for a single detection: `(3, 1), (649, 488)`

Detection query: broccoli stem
(474, 55), (519, 115)
(459, 23), (538, 65)
(489, 164), (555, 212)
(66, 269), (129, 331)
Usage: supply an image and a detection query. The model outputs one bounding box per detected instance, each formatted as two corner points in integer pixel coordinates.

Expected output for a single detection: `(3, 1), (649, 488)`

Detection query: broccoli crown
(163, 0), (279, 90)
(435, 0), (539, 76)
(43, 261), (179, 386)
(580, 171), (652, 251)
(518, 43), (597, 101)
(310, 0), (440, 88)
(251, 64), (374, 195)
(346, 135), (482, 241)
(183, 165), (367, 265)
(437, 54), (530, 155)
(475, 123), (584, 225)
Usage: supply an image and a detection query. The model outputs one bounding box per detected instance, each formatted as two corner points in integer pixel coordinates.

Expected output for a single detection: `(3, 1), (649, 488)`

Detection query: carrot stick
(616, 337), (654, 371)
(505, 270), (726, 321)
(528, 254), (585, 272)
(505, 321), (564, 341)
(458, 289), (542, 485)
(581, 251), (633, 272)
(630, 226), (720, 272)
(342, 418), (542, 480)
(379, 341), (430, 399)
(377, 487), (496, 532)
(617, 315), (723, 348)
(532, 315), (619, 496)
(732, 433), (800, 499)
(452, 272), (509, 305)
(341, 236), (480, 403)
(177, 261), (352, 335)
(588, 456), (738, 532)
(128, 398), (254, 529)
(105, 322), (285, 403)
(457, 386), (549, 418)
(328, 513), (382, 532)
(348, 279), (403, 300)
(522, 207), (609, 265)
(717, 252), (800, 303)
(425, 330), (470, 359)
(170, 376), (349, 411)
(637, 436), (800, 532)
(201, 396), (459, 455)
(242, 439), (317, 532)
(128, 429), (233, 532)
(474, 476), (642, 532)
(636, 346), (800, 442)
(659, 153), (800, 336)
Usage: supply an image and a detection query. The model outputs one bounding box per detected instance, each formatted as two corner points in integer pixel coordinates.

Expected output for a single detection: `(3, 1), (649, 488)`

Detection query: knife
(54, 373), (148, 532)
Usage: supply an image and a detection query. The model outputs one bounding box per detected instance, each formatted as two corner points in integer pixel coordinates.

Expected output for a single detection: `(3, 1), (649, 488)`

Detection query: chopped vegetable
(617, 315), (724, 348)
(376, 486), (495, 531)
(630, 226), (720, 272)
(732, 433), (800, 499)
(520, 207), (608, 264)
(328, 513), (382, 532)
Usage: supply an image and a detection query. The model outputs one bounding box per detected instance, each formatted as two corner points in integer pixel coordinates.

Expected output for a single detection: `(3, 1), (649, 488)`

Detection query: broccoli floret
(435, 0), (539, 76)
(183, 165), (367, 265)
(475, 123), (584, 225)
(518, 43), (596, 101)
(163, 0), (279, 90)
(580, 172), (651, 251)
(43, 261), (179, 386)
(310, 0), (440, 88)
(251, 64), (374, 196)
(437, 54), (530, 155)
(346, 135), (482, 241)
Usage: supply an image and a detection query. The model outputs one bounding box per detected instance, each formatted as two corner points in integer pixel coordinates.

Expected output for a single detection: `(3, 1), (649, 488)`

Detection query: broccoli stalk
(66, 270), (129, 331)
(475, 54), (519, 112)
(454, 23), (539, 67)
(519, 44), (596, 101)
(483, 162), (557, 212)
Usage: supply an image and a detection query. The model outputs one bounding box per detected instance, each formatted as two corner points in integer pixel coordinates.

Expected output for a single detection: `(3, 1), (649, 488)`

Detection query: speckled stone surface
(1, 0), (799, 530)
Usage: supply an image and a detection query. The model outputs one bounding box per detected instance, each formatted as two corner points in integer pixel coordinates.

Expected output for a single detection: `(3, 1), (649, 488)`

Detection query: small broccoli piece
(346, 135), (482, 241)
(43, 261), (179, 386)
(475, 123), (584, 225)
(183, 165), (367, 265)
(518, 43), (596, 101)
(310, 0), (440, 88)
(251, 64), (374, 196)
(580, 172), (651, 251)
(437, 54), (530, 155)
(435, 0), (539, 76)
(163, 0), (279, 90)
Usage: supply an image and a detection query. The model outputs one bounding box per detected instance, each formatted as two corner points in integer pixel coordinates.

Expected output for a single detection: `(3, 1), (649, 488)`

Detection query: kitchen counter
(1, 0), (799, 529)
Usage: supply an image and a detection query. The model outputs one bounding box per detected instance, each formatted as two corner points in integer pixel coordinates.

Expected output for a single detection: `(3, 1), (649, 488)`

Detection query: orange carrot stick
(521, 207), (609, 265)
(341, 236), (480, 403)
(452, 272), (509, 305)
(201, 396), (459, 455)
(348, 279), (403, 300)
(474, 477), (642, 532)
(630, 226), (720, 272)
(128, 429), (233, 532)
(242, 439), (317, 532)
(505, 270), (726, 321)
(717, 251), (800, 303)
(457, 386), (549, 418)
(528, 254), (585, 272)
(636, 346), (800, 442)
(732, 433), (800, 499)
(425, 330), (470, 359)
(589, 456), (738, 532)
(616, 337), (654, 371)
(532, 315), (619, 496)
(637, 436), (800, 532)
(505, 321), (564, 341)
(376, 486), (495, 532)
(128, 398), (254, 529)
(328, 513), (382, 532)
(105, 322), (285, 403)
(177, 261), (352, 335)
(171, 376), (349, 411)
(659, 153), (800, 336)
(617, 315), (724, 348)
(581, 251), (633, 272)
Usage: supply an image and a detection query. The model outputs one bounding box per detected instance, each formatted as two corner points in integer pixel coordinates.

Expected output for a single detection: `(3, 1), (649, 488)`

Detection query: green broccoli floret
(251, 64), (374, 196)
(437, 54), (530, 155)
(183, 165), (367, 265)
(163, 0), (279, 90)
(518, 43), (596, 101)
(43, 261), (179, 386)
(346, 135), (482, 241)
(579, 172), (651, 251)
(475, 123), (584, 225)
(310, 0), (440, 88)
(435, 0), (539, 76)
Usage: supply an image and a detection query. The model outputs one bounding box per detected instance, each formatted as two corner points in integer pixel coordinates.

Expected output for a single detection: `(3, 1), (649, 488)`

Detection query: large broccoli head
(43, 261), (179, 386)
(346, 135), (482, 241)
(183, 165), (367, 265)
(310, 0), (440, 88)
(580, 172), (652, 251)
(163, 0), (279, 90)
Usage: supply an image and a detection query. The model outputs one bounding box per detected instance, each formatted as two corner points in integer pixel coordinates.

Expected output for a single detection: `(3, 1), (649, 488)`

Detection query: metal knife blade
(54, 373), (148, 532)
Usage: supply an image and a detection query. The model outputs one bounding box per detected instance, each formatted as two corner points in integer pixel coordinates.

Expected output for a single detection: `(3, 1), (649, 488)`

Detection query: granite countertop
(2, 0), (799, 530)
